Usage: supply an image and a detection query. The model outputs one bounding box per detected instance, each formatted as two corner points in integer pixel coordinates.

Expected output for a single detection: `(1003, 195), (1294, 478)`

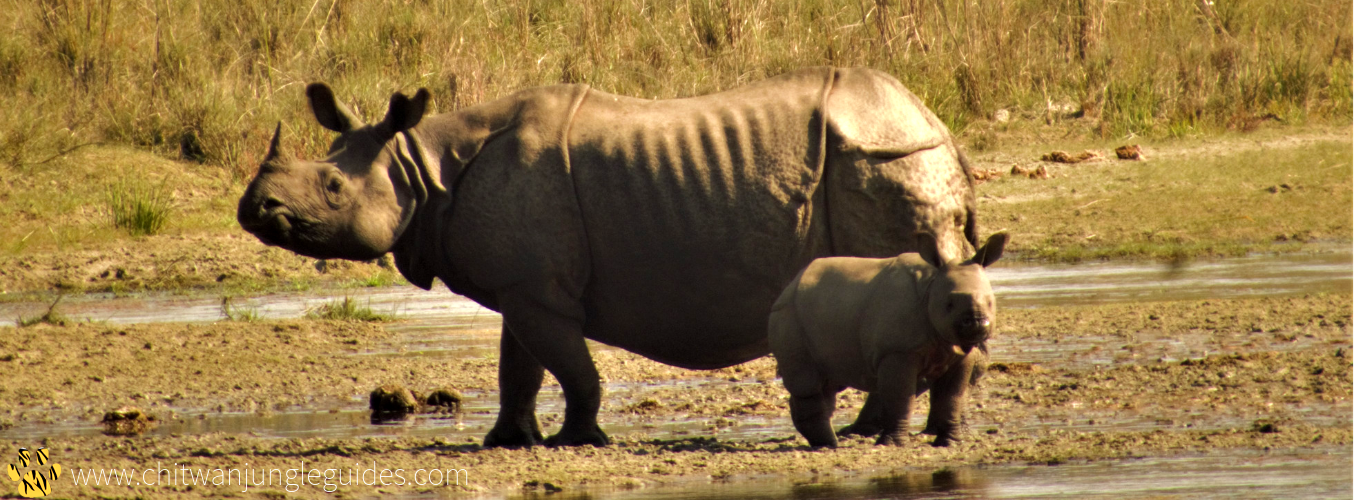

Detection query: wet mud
(0, 279), (1350, 498)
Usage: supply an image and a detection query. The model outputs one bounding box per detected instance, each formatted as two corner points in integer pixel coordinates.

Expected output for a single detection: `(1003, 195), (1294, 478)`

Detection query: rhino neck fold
(389, 129), (452, 290)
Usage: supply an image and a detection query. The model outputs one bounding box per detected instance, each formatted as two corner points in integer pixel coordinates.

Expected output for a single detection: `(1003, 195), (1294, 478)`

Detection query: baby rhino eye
(327, 178), (343, 193)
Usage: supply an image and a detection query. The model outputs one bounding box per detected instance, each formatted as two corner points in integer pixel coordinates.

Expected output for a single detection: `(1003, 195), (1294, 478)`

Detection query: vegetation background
(0, 0), (1352, 176)
(0, 0), (1353, 293)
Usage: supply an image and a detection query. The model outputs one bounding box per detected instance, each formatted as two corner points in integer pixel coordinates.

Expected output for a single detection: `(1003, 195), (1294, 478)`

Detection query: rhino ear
(306, 83), (363, 133)
(913, 232), (945, 268)
(971, 232), (1009, 268)
(381, 88), (431, 135)
(263, 122), (283, 162)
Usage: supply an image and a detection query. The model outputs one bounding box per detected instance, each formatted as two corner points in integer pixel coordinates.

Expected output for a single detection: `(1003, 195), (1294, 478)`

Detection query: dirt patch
(0, 293), (1350, 498)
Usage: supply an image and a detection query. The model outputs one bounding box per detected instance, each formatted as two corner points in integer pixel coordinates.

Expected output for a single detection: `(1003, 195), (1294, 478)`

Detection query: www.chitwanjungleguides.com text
(70, 461), (467, 493)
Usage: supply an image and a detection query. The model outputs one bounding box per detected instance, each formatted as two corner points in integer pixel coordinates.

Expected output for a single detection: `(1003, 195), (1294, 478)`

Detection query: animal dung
(1115, 144), (1146, 160)
(101, 406), (156, 436)
(369, 385), (420, 414)
(970, 167), (1002, 184)
(1011, 164), (1051, 179)
(1041, 150), (1101, 163)
(425, 388), (463, 411)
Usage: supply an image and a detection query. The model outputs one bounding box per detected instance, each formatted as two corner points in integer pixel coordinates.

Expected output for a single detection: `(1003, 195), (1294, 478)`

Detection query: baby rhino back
(770, 253), (933, 393)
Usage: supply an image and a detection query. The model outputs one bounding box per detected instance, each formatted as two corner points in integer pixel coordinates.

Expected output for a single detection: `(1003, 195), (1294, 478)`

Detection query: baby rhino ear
(913, 232), (945, 268)
(971, 232), (1009, 267)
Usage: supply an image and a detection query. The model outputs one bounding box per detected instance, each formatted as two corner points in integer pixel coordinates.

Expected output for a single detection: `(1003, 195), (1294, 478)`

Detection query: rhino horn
(381, 88), (431, 135)
(263, 122), (284, 162)
(305, 82), (364, 133)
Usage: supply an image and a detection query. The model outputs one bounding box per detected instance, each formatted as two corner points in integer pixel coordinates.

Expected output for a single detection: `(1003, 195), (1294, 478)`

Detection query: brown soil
(1, 293), (1349, 498)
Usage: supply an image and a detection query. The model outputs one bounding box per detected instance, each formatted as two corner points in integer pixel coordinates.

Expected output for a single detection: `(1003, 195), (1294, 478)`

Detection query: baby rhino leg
(874, 356), (920, 446)
(772, 316), (839, 447)
(923, 352), (978, 447)
(841, 376), (932, 437)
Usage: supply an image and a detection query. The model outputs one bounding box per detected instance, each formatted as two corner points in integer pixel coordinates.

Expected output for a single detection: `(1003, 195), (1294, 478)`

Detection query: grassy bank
(0, 0), (1353, 177)
(975, 126), (1352, 262)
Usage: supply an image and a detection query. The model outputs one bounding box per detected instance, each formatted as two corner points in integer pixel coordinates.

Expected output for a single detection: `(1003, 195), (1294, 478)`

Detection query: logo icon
(6, 447), (61, 498)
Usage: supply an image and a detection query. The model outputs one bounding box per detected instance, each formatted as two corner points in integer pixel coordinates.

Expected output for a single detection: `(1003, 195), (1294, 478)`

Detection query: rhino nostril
(262, 197), (285, 211)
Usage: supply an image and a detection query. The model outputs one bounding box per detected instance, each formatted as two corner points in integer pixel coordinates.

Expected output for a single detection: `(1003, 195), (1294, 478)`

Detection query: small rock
(102, 406), (156, 436)
(425, 388), (463, 411)
(369, 385), (419, 414)
(1115, 144), (1145, 160)
(1028, 165), (1051, 179)
(993, 109), (1011, 123)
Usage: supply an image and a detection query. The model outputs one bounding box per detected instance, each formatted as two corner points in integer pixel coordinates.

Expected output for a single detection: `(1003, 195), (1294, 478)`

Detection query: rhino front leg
(873, 356), (920, 446)
(493, 290), (609, 447)
(923, 352), (976, 447)
(482, 326), (546, 448)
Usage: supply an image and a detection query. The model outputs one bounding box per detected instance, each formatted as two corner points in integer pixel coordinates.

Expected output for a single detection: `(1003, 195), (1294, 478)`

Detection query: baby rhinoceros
(768, 232), (1007, 448)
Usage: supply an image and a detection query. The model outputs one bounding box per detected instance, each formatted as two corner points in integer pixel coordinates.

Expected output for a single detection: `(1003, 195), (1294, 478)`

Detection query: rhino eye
(326, 177), (343, 194)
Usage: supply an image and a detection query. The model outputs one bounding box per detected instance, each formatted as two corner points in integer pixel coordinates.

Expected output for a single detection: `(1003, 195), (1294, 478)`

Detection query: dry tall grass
(0, 0), (1352, 177)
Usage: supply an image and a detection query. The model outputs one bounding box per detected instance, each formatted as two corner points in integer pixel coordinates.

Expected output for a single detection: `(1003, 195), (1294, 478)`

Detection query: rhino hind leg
(789, 390), (839, 448)
(837, 392), (882, 437)
(483, 326), (547, 448)
(840, 378), (931, 437)
(490, 291), (609, 448)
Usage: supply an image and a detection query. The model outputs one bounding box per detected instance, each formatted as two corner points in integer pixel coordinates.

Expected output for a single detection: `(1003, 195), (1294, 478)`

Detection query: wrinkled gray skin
(769, 232), (1006, 448)
(237, 67), (979, 447)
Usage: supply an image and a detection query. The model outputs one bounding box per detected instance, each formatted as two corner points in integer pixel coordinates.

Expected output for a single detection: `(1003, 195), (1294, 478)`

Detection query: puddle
(536, 445), (1351, 500)
(0, 248), (1350, 329)
(989, 247), (1351, 308)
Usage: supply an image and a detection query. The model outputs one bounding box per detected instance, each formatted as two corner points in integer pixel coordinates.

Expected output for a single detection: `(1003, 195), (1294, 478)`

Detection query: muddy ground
(0, 292), (1350, 498)
(0, 125), (1352, 498)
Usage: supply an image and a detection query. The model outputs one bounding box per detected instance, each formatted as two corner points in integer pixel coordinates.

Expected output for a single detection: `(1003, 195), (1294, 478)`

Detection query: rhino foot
(544, 425), (610, 447)
(483, 424), (544, 448)
(874, 432), (908, 447)
(930, 434), (958, 447)
(837, 422), (883, 437)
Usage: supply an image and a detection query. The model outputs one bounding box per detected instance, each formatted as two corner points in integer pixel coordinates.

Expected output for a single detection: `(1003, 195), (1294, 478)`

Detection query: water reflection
(525, 447), (1350, 500)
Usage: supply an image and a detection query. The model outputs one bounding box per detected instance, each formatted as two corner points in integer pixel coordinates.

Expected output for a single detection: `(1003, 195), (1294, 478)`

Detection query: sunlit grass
(106, 178), (172, 236)
(977, 134), (1352, 262)
(306, 297), (394, 322)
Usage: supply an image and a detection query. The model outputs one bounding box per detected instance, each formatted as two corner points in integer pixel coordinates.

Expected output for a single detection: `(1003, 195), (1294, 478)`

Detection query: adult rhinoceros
(237, 66), (978, 447)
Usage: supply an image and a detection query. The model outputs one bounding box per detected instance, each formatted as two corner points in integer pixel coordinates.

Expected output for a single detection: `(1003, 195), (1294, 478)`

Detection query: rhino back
(564, 69), (833, 366)
(789, 255), (931, 390)
(824, 68), (976, 261)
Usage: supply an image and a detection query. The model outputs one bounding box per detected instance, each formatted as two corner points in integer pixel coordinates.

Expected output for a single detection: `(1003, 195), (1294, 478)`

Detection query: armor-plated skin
(768, 232), (1006, 448)
(237, 67), (978, 447)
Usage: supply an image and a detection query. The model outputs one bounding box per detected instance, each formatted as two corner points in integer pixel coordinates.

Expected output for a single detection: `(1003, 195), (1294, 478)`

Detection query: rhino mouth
(241, 213), (294, 247)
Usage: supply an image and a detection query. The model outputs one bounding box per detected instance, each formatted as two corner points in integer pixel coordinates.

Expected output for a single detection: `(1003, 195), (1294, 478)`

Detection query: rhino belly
(566, 76), (830, 368)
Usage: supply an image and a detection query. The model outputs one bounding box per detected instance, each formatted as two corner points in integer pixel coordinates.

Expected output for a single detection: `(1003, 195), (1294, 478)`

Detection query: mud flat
(0, 287), (1350, 498)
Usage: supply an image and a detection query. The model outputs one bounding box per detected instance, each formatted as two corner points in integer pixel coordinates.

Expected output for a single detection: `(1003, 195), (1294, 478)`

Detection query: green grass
(220, 296), (262, 322)
(305, 297), (393, 322)
(977, 133), (1352, 263)
(17, 296), (69, 327)
(0, 0), (1352, 174)
(106, 178), (172, 236)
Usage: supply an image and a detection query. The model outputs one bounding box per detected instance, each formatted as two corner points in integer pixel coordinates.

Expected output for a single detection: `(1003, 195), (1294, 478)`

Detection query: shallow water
(537, 445), (1350, 500)
(0, 246), (1350, 329)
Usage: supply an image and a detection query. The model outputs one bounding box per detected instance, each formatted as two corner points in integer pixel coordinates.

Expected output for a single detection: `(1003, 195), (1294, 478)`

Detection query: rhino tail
(957, 145), (979, 247)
